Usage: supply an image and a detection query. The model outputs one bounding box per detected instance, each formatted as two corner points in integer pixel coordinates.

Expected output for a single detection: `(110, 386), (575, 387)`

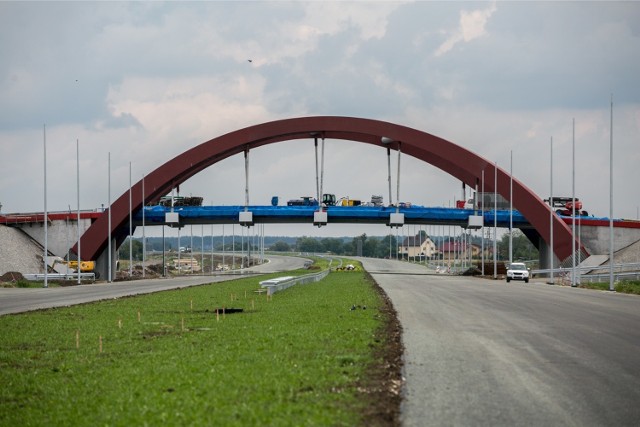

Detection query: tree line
(119, 230), (538, 262)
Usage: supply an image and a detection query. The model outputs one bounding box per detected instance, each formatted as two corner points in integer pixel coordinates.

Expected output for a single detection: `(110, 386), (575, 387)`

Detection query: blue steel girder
(134, 205), (531, 228)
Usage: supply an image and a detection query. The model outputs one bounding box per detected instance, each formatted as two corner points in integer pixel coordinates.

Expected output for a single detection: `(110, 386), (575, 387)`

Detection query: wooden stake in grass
(99, 335), (103, 353)
(137, 310), (141, 323)
(251, 299), (255, 311)
(223, 307), (226, 319)
(76, 330), (80, 349)
(190, 299), (193, 311)
(118, 318), (122, 329)
(216, 309), (220, 322)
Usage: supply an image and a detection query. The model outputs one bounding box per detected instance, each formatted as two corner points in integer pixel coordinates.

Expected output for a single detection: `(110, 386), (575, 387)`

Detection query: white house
(398, 233), (437, 259)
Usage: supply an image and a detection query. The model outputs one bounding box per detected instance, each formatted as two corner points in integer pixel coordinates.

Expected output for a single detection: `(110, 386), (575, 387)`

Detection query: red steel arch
(75, 116), (581, 264)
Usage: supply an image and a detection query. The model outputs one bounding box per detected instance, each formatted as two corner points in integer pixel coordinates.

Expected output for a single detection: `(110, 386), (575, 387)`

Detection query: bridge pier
(95, 238), (118, 281)
(538, 241), (560, 277)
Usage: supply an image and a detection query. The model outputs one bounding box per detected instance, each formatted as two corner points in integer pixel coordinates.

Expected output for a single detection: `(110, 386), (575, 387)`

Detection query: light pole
(43, 124), (48, 288)
(571, 118), (577, 287)
(509, 150), (513, 265)
(493, 162), (497, 279)
(129, 161), (132, 278)
(142, 174), (145, 279)
(76, 139), (81, 285)
(108, 152), (112, 283)
(481, 169), (485, 276)
(609, 95), (614, 291)
(549, 137), (554, 284)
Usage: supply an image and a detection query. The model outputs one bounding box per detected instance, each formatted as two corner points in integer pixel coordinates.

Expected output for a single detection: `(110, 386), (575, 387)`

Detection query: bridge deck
(1, 206), (633, 230)
(134, 205), (531, 228)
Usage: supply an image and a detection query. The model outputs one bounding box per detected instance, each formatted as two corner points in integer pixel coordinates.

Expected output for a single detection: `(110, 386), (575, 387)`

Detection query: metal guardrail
(578, 271), (640, 282)
(533, 262), (640, 283)
(23, 273), (96, 281)
(259, 269), (331, 296)
(533, 262), (640, 275)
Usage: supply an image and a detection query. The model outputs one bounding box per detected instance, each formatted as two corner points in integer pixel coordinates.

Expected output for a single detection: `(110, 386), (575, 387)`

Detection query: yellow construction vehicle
(336, 197), (362, 207)
(66, 260), (96, 273)
(50, 258), (99, 279)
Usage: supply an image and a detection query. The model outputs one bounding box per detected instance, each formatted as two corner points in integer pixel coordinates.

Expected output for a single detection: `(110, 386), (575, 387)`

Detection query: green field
(579, 279), (640, 295)
(0, 263), (400, 426)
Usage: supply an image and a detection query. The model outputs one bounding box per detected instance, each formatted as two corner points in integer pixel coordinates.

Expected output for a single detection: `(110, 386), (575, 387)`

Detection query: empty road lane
(0, 255), (308, 316)
(359, 258), (640, 427)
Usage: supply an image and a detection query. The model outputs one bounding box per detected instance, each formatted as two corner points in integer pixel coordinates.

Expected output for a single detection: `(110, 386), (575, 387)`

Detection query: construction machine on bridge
(157, 196), (204, 207)
(285, 193), (391, 208)
(286, 196), (319, 206)
(545, 197), (589, 217)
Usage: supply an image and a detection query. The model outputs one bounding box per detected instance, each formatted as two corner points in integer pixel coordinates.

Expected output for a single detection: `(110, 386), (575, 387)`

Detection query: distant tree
(270, 241), (291, 252)
(321, 237), (345, 255)
(377, 234), (398, 258)
(498, 229), (538, 261)
(348, 234), (367, 256)
(296, 236), (322, 253)
(118, 238), (143, 261)
(363, 237), (379, 257)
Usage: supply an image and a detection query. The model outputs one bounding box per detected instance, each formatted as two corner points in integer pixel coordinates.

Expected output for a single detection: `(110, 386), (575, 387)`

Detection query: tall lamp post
(509, 150), (513, 265)
(493, 162), (497, 279)
(108, 152), (112, 283)
(549, 137), (554, 284)
(609, 95), (614, 291)
(43, 125), (48, 288)
(76, 139), (81, 285)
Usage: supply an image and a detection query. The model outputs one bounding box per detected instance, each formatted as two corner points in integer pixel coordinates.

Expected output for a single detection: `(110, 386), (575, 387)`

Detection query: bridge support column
(95, 238), (118, 281)
(538, 241), (559, 278)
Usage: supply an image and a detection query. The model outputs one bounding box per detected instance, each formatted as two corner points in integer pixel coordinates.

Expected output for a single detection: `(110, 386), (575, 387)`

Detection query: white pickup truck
(506, 262), (530, 283)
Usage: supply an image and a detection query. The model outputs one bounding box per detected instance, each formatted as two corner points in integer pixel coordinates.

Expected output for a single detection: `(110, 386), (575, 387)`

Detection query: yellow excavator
(54, 259), (99, 279)
(66, 260), (96, 273)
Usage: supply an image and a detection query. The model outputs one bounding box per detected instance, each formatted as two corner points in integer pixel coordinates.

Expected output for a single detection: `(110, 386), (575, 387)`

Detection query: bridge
(3, 116), (639, 279)
(3, 204), (638, 281)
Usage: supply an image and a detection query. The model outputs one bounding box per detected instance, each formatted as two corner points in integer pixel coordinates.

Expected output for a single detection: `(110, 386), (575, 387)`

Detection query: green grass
(579, 280), (640, 295)
(0, 263), (387, 426)
(615, 280), (640, 295)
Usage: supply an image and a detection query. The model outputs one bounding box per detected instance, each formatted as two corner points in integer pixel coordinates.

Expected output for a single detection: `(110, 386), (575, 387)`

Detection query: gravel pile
(0, 225), (44, 276)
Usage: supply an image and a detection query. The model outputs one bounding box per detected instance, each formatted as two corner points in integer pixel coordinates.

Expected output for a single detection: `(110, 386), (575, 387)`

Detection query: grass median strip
(0, 264), (400, 426)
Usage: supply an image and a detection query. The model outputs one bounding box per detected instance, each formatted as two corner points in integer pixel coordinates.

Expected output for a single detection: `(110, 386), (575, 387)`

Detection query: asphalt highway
(359, 257), (640, 427)
(0, 255), (308, 316)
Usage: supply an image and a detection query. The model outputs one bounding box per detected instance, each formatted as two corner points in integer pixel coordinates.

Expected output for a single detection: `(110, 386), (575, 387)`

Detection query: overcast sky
(1, 1), (638, 238)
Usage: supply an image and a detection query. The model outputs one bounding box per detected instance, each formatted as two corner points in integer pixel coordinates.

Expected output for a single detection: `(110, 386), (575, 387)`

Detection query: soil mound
(0, 271), (25, 282)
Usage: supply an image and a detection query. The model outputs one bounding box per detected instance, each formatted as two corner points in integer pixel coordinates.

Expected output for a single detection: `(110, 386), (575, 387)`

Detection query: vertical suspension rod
(396, 142), (402, 213)
(244, 148), (249, 212)
(320, 137), (325, 210)
(314, 137), (320, 208)
(550, 137), (554, 283)
(387, 147), (392, 208)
